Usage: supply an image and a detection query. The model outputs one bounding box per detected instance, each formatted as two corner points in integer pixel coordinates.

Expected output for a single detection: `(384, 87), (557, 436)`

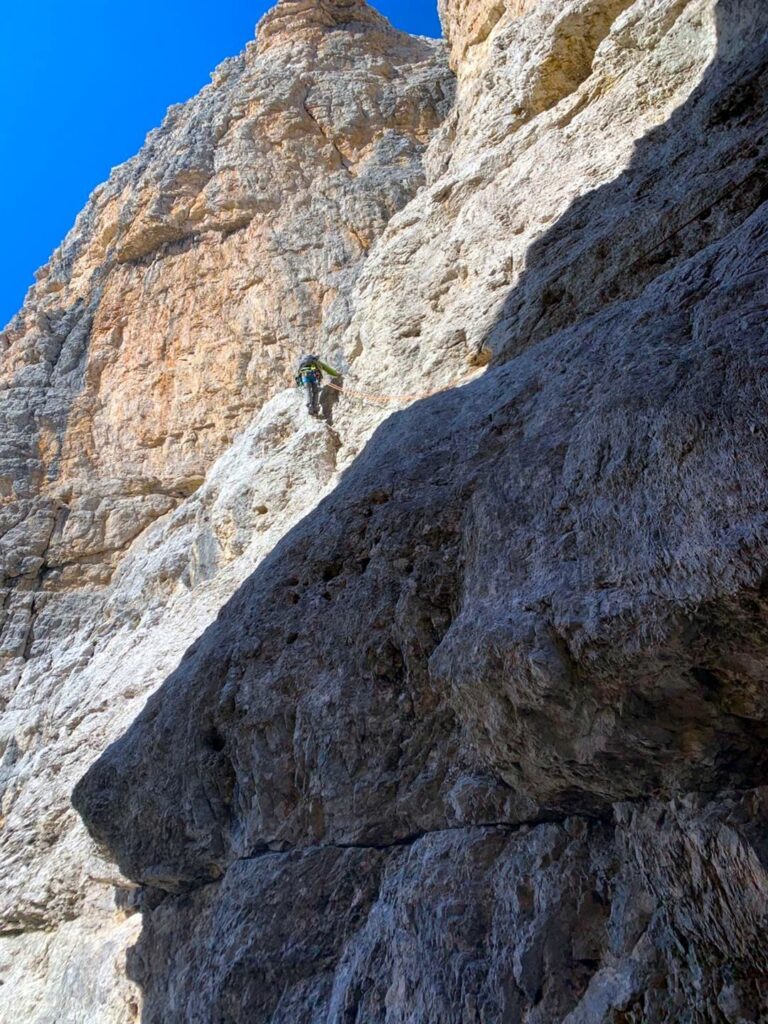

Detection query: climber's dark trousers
(304, 381), (320, 416)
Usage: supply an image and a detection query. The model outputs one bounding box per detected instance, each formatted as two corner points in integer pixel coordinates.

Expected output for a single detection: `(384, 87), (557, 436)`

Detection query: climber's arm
(318, 360), (341, 378)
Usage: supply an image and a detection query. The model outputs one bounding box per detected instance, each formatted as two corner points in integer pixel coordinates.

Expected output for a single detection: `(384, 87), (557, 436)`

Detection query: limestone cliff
(0, 2), (452, 1016)
(4, 0), (768, 1021)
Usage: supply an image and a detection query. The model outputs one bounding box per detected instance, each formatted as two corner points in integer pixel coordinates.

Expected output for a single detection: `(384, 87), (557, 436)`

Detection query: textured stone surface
(1, 394), (340, 930)
(75, 173), (768, 874)
(5, 0), (768, 1020)
(77, 0), (768, 1015)
(439, 0), (541, 70)
(0, 2), (452, 1017)
(0, 912), (142, 1024)
(0, 0), (450, 625)
(106, 793), (768, 1022)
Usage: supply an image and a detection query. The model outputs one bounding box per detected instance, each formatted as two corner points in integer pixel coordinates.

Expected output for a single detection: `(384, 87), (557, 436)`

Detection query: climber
(295, 354), (341, 418)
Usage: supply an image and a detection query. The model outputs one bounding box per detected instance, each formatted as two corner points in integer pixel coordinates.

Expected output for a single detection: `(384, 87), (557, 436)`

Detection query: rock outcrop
(438, 0), (540, 69)
(4, 0), (768, 1020)
(0, 3), (452, 1017)
(0, 0), (451, 639)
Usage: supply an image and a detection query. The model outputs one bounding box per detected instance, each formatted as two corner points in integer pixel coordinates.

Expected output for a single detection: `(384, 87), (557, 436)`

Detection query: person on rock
(295, 354), (341, 418)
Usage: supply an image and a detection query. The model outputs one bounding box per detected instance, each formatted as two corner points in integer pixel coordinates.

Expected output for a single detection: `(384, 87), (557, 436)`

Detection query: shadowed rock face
(129, 796), (768, 1023)
(72, 197), (768, 880)
(71, 0), (768, 1019)
(5, 0), (768, 1020)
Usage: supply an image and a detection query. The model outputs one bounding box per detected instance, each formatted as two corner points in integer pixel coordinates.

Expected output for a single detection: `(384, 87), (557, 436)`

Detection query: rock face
(0, 0), (450, 631)
(0, 2), (451, 1017)
(129, 797), (768, 1022)
(4, 0), (768, 1020)
(438, 0), (540, 69)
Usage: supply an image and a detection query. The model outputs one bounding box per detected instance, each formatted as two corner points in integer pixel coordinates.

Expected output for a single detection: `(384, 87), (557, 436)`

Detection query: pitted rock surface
(4, 0), (768, 1021)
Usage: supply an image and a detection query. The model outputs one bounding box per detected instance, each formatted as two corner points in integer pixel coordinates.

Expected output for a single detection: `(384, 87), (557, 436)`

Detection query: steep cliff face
(439, 0), (540, 69)
(0, 0), (450, 632)
(4, 0), (768, 1021)
(0, 4), (452, 1018)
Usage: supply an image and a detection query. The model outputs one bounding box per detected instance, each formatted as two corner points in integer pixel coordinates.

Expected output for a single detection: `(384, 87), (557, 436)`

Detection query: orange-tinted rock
(439, 0), (540, 69)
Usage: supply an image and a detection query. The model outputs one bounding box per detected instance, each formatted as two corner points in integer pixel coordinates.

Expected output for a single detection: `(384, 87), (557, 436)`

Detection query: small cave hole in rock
(577, 958), (600, 971)
(322, 561), (343, 582)
(203, 726), (226, 752)
(691, 666), (724, 693)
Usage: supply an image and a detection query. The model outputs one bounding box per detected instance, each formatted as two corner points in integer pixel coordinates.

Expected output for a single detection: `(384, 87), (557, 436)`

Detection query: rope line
(284, 332), (480, 407)
(627, 149), (768, 270)
(284, 151), (767, 408)
(325, 378), (473, 405)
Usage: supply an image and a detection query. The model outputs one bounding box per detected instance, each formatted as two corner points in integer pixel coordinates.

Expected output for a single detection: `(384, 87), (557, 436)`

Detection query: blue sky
(0, 1), (442, 328)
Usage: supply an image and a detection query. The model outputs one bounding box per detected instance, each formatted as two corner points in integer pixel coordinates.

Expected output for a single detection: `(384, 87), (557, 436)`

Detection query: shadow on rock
(72, 2), (768, 1020)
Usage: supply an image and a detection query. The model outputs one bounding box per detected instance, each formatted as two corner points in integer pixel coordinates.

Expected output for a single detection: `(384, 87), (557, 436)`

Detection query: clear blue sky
(0, 1), (442, 328)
